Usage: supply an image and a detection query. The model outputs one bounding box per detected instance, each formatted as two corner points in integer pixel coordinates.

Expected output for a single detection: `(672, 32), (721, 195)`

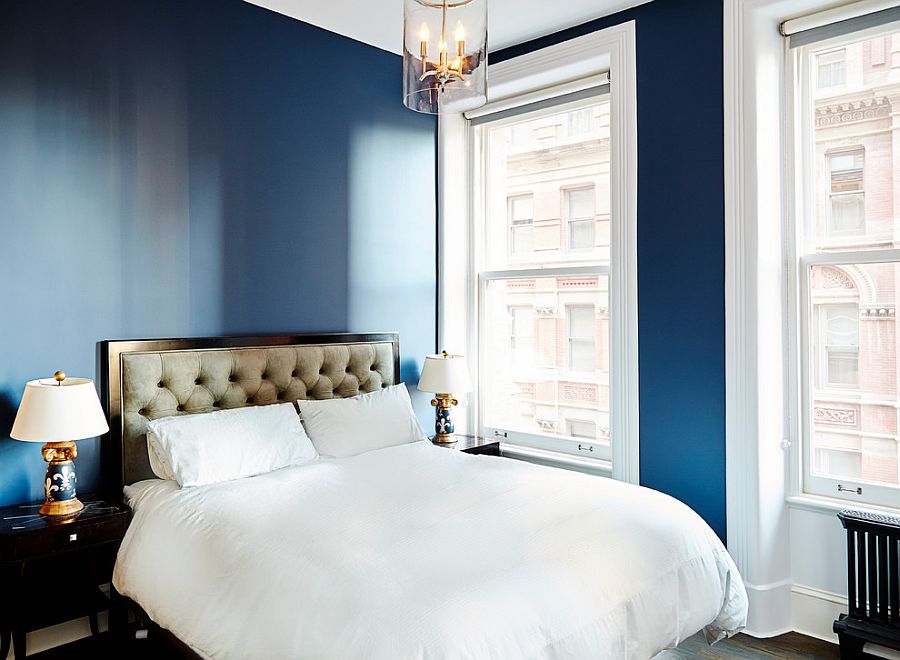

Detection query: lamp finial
(53, 371), (66, 385)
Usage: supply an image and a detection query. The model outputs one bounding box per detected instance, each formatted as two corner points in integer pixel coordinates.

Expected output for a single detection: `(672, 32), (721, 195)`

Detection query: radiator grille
(840, 510), (900, 624)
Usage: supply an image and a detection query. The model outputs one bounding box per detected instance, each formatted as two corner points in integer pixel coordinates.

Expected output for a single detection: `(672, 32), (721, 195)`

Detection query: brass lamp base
(39, 441), (83, 517)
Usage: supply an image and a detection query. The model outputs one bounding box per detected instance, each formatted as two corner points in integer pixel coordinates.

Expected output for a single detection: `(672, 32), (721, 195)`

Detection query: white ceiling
(245, 0), (652, 54)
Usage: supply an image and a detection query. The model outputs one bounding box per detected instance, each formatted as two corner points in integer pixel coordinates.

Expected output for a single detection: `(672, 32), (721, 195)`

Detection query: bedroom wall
(494, 0), (727, 539)
(0, 0), (437, 507)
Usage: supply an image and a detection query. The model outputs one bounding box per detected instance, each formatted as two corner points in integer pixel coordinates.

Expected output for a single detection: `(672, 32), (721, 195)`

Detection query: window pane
(566, 188), (595, 220)
(816, 49), (845, 89)
(482, 276), (609, 445)
(567, 419), (595, 439)
(829, 194), (865, 236)
(808, 30), (900, 248)
(567, 108), (593, 137)
(484, 100), (610, 269)
(808, 263), (899, 488)
(509, 195), (533, 222)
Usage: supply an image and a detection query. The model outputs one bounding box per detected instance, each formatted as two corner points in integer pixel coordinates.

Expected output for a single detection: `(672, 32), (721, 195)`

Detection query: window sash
(797, 251), (900, 505)
(479, 265), (610, 461)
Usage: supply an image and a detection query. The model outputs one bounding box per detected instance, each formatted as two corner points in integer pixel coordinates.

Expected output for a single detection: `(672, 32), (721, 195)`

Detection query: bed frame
(97, 332), (401, 653)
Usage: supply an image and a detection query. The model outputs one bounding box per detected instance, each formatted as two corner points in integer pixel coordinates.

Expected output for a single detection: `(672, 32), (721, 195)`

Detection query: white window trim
(725, 0), (900, 637)
(438, 22), (638, 484)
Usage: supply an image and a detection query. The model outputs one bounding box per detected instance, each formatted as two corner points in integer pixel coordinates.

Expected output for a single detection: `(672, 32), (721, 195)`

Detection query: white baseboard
(791, 583), (845, 644)
(3, 612), (107, 659)
(742, 579), (793, 637)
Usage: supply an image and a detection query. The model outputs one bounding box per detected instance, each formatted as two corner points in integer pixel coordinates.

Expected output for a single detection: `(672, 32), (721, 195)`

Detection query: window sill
(786, 494), (900, 516)
(501, 443), (612, 477)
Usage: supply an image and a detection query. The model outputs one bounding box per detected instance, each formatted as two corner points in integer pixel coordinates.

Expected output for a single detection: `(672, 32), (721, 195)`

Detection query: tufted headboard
(98, 333), (400, 496)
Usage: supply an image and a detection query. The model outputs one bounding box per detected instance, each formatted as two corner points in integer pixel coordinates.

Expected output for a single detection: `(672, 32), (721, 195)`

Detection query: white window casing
(438, 22), (638, 483)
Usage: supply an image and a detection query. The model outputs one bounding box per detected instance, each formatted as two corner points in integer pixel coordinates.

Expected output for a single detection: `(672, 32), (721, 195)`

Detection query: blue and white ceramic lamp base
(431, 394), (459, 444)
(40, 441), (83, 517)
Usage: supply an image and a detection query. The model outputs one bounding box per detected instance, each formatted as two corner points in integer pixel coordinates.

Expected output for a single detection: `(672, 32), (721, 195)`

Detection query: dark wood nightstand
(431, 435), (502, 456)
(0, 495), (129, 660)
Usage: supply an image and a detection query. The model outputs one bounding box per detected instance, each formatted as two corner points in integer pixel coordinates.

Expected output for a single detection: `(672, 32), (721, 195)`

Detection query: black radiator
(834, 510), (900, 658)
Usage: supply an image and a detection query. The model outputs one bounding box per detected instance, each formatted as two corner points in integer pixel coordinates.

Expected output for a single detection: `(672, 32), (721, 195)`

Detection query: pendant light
(402, 0), (488, 114)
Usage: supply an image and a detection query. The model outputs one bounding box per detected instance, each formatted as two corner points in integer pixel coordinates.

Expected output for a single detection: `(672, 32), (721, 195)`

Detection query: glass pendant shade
(403, 0), (487, 114)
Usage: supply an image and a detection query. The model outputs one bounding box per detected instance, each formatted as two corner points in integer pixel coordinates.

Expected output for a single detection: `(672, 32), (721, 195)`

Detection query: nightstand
(431, 434), (502, 456)
(0, 496), (129, 660)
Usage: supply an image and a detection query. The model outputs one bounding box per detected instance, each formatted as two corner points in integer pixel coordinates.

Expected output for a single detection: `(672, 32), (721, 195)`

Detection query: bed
(99, 333), (748, 659)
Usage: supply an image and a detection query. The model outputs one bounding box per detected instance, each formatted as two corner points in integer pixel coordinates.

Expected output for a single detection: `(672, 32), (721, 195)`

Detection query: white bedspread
(113, 442), (747, 660)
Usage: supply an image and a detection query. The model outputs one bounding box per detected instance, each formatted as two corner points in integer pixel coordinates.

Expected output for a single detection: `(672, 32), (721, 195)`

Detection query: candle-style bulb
(419, 22), (430, 43)
(454, 21), (466, 43)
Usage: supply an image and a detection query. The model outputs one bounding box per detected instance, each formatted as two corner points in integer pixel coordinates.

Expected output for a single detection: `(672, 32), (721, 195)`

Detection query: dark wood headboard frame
(97, 332), (401, 502)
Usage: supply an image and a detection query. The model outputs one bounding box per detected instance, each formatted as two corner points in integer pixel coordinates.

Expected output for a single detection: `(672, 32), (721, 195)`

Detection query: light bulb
(454, 21), (466, 43)
(419, 22), (430, 43)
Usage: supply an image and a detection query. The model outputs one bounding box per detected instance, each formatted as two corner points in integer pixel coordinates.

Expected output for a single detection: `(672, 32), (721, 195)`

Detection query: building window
(821, 303), (859, 387)
(792, 24), (900, 505)
(509, 306), (534, 363)
(567, 305), (596, 370)
(565, 187), (595, 250)
(567, 419), (596, 440)
(827, 150), (864, 237)
(508, 195), (534, 256)
(567, 108), (593, 137)
(474, 97), (613, 461)
(816, 49), (845, 89)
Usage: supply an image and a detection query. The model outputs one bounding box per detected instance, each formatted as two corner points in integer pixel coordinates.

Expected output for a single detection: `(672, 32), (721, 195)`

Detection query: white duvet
(113, 442), (747, 660)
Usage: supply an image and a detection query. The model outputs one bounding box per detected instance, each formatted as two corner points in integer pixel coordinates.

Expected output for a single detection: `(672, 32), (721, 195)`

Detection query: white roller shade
(783, 0), (900, 46)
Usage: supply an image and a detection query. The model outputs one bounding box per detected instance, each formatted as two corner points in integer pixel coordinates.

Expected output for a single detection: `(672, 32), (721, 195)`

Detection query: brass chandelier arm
(412, 0), (474, 7)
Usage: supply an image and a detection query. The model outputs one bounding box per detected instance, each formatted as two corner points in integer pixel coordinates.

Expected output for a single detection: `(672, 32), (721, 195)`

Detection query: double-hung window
(508, 195), (534, 257)
(791, 16), (900, 505)
(473, 94), (613, 462)
(438, 24), (638, 480)
(565, 187), (596, 251)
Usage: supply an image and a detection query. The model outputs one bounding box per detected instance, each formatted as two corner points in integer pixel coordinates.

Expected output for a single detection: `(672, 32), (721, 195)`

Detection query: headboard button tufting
(157, 382), (164, 388)
(176, 405), (184, 412)
(228, 375), (236, 383)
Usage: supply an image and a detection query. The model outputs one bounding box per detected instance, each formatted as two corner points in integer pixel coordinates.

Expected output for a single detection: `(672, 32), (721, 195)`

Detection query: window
(475, 97), (613, 461)
(565, 187), (595, 250)
(821, 303), (858, 387)
(792, 23), (900, 505)
(567, 419), (596, 440)
(827, 150), (864, 237)
(567, 305), (596, 370)
(567, 108), (593, 137)
(438, 23), (638, 481)
(508, 195), (534, 256)
(509, 306), (534, 363)
(816, 49), (845, 89)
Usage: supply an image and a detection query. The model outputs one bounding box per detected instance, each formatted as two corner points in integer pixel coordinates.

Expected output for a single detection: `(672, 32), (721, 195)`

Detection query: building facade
(809, 33), (900, 486)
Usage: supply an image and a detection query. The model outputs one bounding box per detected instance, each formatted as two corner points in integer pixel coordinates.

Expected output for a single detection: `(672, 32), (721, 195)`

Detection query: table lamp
(10, 372), (109, 516)
(417, 351), (473, 444)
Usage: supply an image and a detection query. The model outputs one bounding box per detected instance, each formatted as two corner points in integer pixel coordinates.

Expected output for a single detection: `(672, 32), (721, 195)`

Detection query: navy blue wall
(496, 0), (727, 540)
(0, 1), (437, 506)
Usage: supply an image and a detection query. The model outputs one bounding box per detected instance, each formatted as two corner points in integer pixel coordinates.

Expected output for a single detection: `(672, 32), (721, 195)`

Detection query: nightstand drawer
(11, 516), (127, 561)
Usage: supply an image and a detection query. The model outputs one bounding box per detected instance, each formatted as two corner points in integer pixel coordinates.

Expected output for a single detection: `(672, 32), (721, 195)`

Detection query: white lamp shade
(417, 353), (473, 394)
(10, 377), (109, 443)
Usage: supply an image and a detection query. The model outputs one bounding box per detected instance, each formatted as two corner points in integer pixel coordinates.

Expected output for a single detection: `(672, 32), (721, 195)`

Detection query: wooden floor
(662, 632), (840, 659)
(29, 631), (840, 659)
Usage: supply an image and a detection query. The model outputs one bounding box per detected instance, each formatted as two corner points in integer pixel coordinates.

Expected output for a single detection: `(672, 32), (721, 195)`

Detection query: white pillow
(146, 403), (318, 487)
(297, 384), (426, 458)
